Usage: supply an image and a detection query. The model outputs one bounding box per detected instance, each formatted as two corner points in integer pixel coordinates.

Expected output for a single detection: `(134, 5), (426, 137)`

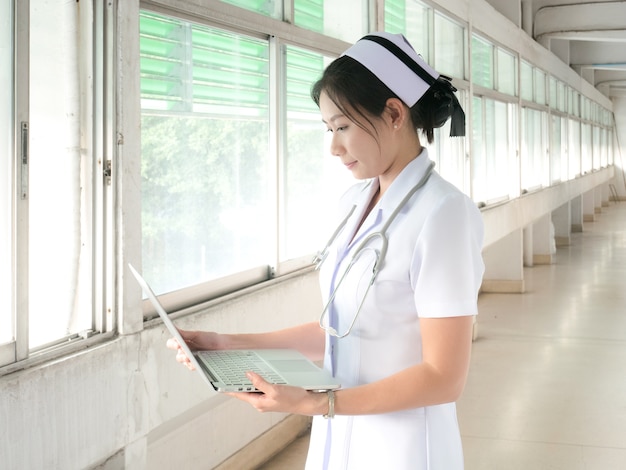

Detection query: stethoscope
(313, 161), (436, 338)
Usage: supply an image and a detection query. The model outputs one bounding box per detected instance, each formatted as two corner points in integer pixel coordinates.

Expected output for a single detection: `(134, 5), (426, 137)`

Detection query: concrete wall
(0, 273), (321, 470)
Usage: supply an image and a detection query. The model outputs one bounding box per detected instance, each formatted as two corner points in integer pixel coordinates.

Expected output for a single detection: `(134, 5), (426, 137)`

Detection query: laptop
(129, 264), (340, 393)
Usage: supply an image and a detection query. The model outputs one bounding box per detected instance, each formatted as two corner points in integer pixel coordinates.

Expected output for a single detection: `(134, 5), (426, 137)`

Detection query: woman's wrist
(308, 390), (334, 417)
(323, 390), (335, 419)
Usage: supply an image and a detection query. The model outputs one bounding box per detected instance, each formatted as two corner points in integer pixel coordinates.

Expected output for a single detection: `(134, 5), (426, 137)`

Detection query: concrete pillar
(594, 187), (603, 214)
(523, 225), (534, 267)
(583, 189), (595, 222)
(482, 229), (525, 293)
(571, 195), (583, 232)
(532, 213), (555, 265)
(601, 184), (610, 207)
(552, 202), (571, 246)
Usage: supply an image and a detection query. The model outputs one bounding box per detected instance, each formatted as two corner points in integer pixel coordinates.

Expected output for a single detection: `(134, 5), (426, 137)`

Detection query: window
(521, 108), (547, 191)
(557, 81), (566, 112)
(0, 0), (12, 353)
(520, 60), (533, 101)
(581, 123), (592, 173)
(431, 92), (468, 196)
(496, 48), (516, 96)
(534, 68), (546, 105)
(294, 0), (368, 43)
(283, 45), (351, 261)
(386, 0), (431, 63)
(568, 118), (581, 178)
(571, 89), (580, 117)
(550, 114), (563, 183)
(384, 0), (406, 33)
(471, 34), (493, 89)
(140, 14), (274, 296)
(471, 96), (486, 202)
(220, 0), (282, 19)
(471, 96), (513, 204)
(434, 12), (465, 79)
(139, 11), (350, 300)
(1, 0), (111, 367)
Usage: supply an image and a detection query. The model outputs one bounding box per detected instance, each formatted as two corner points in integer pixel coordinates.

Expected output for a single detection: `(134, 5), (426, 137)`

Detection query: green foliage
(141, 114), (270, 291)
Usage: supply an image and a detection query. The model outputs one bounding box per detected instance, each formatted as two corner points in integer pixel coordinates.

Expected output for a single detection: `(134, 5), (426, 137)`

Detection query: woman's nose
(329, 133), (343, 157)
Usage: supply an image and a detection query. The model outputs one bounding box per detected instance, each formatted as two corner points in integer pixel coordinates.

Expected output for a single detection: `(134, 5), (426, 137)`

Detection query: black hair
(311, 55), (464, 144)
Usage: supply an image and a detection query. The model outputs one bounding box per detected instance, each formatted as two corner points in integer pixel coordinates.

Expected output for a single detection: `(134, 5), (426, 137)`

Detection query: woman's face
(319, 91), (393, 181)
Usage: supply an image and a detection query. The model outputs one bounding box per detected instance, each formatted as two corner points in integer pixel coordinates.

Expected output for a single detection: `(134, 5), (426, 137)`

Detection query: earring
(393, 125), (398, 129)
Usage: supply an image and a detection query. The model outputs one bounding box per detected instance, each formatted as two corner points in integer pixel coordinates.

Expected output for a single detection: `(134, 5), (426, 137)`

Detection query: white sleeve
(410, 192), (484, 318)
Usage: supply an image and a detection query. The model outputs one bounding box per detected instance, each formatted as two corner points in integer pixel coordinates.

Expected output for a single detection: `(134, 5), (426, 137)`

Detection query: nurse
(168, 32), (484, 469)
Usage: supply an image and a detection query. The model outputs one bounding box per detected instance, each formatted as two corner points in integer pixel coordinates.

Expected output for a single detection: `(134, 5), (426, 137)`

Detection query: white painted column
(532, 214), (555, 265)
(523, 225), (534, 267)
(602, 183), (610, 207)
(552, 202), (571, 246)
(583, 189), (596, 223)
(571, 195), (583, 232)
(594, 187), (603, 214)
(482, 229), (525, 293)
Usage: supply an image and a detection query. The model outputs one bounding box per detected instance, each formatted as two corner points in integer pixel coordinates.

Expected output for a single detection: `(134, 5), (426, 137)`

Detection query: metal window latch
(21, 122), (28, 199)
(104, 160), (112, 185)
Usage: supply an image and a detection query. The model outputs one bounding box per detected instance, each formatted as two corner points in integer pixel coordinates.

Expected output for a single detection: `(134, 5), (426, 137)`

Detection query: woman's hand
(166, 329), (225, 371)
(226, 371), (328, 416)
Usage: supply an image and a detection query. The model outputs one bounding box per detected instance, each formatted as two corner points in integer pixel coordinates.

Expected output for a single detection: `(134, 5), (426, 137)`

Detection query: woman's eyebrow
(321, 114), (344, 124)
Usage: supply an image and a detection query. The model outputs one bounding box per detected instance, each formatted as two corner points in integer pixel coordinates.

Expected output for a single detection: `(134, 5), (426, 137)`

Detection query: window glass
(568, 118), (581, 178)
(140, 13), (273, 295)
(601, 128), (609, 167)
(496, 48), (516, 96)
(29, 0), (94, 347)
(550, 114), (562, 183)
(471, 35), (493, 89)
(592, 126), (601, 169)
(471, 96), (486, 202)
(0, 0), (12, 347)
(557, 81), (565, 112)
(520, 60), (533, 101)
(484, 98), (496, 197)
(581, 123), (592, 172)
(432, 92), (468, 195)
(220, 0), (282, 18)
(489, 100), (510, 199)
(534, 68), (546, 104)
(391, 0), (431, 63)
(434, 12), (464, 78)
(384, 0), (406, 33)
(571, 89), (579, 117)
(282, 45), (350, 260)
(521, 108), (544, 190)
(294, 0), (367, 44)
(549, 76), (557, 108)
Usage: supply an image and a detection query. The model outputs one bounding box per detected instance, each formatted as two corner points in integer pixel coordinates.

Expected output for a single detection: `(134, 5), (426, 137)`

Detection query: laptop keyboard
(198, 350), (287, 389)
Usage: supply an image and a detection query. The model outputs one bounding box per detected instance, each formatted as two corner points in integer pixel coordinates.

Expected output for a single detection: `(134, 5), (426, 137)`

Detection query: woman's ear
(385, 98), (408, 130)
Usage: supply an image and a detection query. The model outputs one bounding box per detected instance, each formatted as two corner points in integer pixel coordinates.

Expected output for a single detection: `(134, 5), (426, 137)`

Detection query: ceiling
(489, 0), (626, 99)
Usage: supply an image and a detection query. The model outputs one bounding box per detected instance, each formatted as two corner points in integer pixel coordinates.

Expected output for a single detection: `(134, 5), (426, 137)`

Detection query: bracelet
(323, 390), (335, 419)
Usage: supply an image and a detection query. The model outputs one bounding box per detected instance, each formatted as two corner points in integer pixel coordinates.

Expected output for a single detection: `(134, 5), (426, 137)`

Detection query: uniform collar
(377, 147), (433, 213)
(342, 148), (433, 249)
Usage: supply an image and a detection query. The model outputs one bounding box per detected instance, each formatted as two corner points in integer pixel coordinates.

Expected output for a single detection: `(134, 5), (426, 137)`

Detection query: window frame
(136, 3), (350, 317)
(1, 0), (117, 373)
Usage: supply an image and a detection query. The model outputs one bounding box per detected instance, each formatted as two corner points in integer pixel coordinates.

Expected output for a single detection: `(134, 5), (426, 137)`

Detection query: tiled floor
(258, 202), (626, 469)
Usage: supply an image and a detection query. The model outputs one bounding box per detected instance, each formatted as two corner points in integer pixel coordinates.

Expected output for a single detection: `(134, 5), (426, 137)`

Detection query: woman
(168, 32), (484, 469)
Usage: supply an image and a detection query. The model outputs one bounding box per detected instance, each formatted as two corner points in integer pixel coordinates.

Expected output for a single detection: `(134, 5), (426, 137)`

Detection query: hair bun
(429, 76), (465, 137)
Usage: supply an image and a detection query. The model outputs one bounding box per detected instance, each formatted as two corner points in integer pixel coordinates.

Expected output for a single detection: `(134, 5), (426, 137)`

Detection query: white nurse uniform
(306, 149), (484, 470)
